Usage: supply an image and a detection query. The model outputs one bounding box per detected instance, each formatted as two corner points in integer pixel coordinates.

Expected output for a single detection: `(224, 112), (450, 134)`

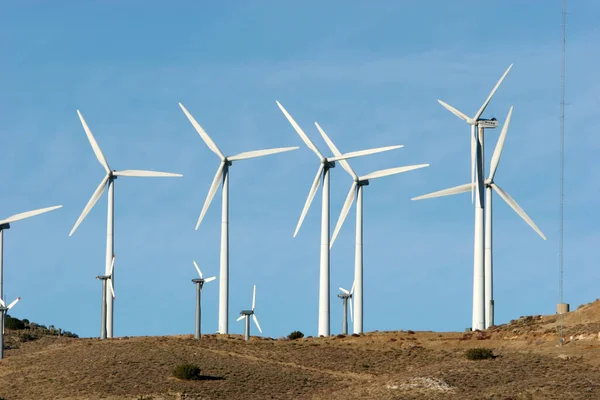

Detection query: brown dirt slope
(2, 300), (600, 399)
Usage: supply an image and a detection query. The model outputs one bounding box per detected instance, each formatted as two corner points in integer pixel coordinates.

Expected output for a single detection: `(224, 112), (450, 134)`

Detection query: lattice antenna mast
(558, 0), (567, 344)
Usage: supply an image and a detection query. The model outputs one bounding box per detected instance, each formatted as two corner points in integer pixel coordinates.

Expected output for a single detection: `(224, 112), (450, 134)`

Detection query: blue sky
(1, 1), (598, 338)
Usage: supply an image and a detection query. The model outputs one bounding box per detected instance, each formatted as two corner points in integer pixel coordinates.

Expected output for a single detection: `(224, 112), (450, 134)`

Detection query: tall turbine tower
(0, 205), (61, 359)
(276, 101), (402, 337)
(179, 103), (298, 335)
(316, 123), (429, 334)
(191, 260), (216, 339)
(414, 65), (513, 330)
(70, 110), (182, 338)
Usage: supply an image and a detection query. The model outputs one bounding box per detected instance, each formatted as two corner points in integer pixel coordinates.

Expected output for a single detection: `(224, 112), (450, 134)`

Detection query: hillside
(2, 301), (600, 399)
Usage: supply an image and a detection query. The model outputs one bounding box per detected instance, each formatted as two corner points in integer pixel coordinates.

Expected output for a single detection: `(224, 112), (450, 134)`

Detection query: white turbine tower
(413, 107), (546, 328)
(316, 123), (429, 334)
(179, 102), (298, 335)
(337, 282), (354, 335)
(0, 204), (62, 359)
(276, 101), (403, 337)
(237, 284), (262, 341)
(95, 254), (115, 340)
(69, 110), (183, 338)
(416, 64), (513, 331)
(191, 260), (216, 339)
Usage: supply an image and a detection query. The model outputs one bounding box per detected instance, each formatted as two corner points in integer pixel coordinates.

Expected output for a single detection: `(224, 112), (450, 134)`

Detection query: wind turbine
(237, 284), (262, 341)
(316, 123), (429, 334)
(0, 296), (20, 359)
(191, 260), (216, 339)
(0, 204), (61, 359)
(276, 101), (403, 337)
(95, 254), (115, 340)
(69, 110), (182, 338)
(413, 107), (546, 328)
(415, 64), (513, 331)
(179, 102), (298, 335)
(337, 282), (354, 335)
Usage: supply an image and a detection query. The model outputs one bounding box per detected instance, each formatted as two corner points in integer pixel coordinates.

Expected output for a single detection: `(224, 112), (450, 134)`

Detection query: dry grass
(2, 301), (600, 399)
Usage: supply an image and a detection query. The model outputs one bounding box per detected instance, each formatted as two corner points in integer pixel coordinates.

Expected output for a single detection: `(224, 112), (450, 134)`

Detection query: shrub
(465, 347), (494, 360)
(5, 316), (25, 330)
(336, 334), (346, 339)
(288, 331), (304, 340)
(172, 364), (202, 380)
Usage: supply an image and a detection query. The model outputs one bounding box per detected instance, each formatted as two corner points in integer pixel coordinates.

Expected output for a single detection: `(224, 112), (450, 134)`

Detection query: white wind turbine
(95, 254), (115, 340)
(276, 101), (403, 337)
(412, 107), (546, 328)
(0, 296), (20, 359)
(416, 64), (513, 330)
(337, 282), (354, 335)
(0, 204), (62, 359)
(317, 123), (429, 334)
(237, 284), (262, 341)
(179, 102), (298, 335)
(69, 110), (183, 338)
(191, 260), (216, 339)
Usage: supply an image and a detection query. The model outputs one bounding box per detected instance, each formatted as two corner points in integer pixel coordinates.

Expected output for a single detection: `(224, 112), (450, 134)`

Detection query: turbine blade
(252, 285), (256, 311)
(412, 183), (473, 201)
(192, 260), (203, 278)
(473, 64), (514, 121)
(178, 102), (225, 160)
(196, 162), (225, 230)
(0, 298), (4, 307)
(108, 255), (115, 276)
(0, 205), (62, 226)
(228, 147), (298, 161)
(275, 101), (324, 161)
(108, 279), (115, 299)
(77, 110), (110, 173)
(113, 170), (182, 178)
(204, 276), (217, 283)
(293, 164), (324, 237)
(7, 297), (20, 310)
(339, 287), (349, 294)
(330, 182), (357, 248)
(437, 100), (469, 122)
(351, 280), (355, 294)
(252, 314), (262, 333)
(69, 175), (109, 236)
(492, 184), (547, 240)
(349, 298), (354, 322)
(314, 122), (357, 180)
(359, 164), (429, 181)
(488, 106), (514, 181)
(327, 145), (404, 163)
(236, 315), (245, 322)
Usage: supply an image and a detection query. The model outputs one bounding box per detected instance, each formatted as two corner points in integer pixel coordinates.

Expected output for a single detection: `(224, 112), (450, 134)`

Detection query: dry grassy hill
(2, 301), (600, 399)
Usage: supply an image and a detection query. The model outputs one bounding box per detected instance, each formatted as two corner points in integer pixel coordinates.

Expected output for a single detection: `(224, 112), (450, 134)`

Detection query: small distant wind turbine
(0, 205), (62, 359)
(276, 101), (402, 337)
(237, 285), (262, 341)
(191, 260), (216, 339)
(179, 103), (298, 335)
(95, 254), (115, 340)
(316, 123), (429, 334)
(412, 106), (546, 328)
(337, 282), (354, 335)
(0, 296), (20, 359)
(70, 110), (182, 338)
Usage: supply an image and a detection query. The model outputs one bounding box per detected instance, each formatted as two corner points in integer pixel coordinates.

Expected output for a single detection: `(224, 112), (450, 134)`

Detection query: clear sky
(1, 1), (598, 338)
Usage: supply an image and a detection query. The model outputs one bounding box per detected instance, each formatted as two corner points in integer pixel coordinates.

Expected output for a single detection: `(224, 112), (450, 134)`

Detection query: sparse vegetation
(465, 347), (495, 360)
(172, 363), (203, 380)
(288, 330), (304, 340)
(5, 315), (26, 330)
(3, 315), (78, 338)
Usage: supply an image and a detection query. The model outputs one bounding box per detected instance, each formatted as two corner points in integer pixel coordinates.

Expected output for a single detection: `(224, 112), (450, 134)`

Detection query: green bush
(465, 347), (494, 360)
(288, 330), (304, 340)
(5, 315), (25, 330)
(172, 364), (202, 380)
